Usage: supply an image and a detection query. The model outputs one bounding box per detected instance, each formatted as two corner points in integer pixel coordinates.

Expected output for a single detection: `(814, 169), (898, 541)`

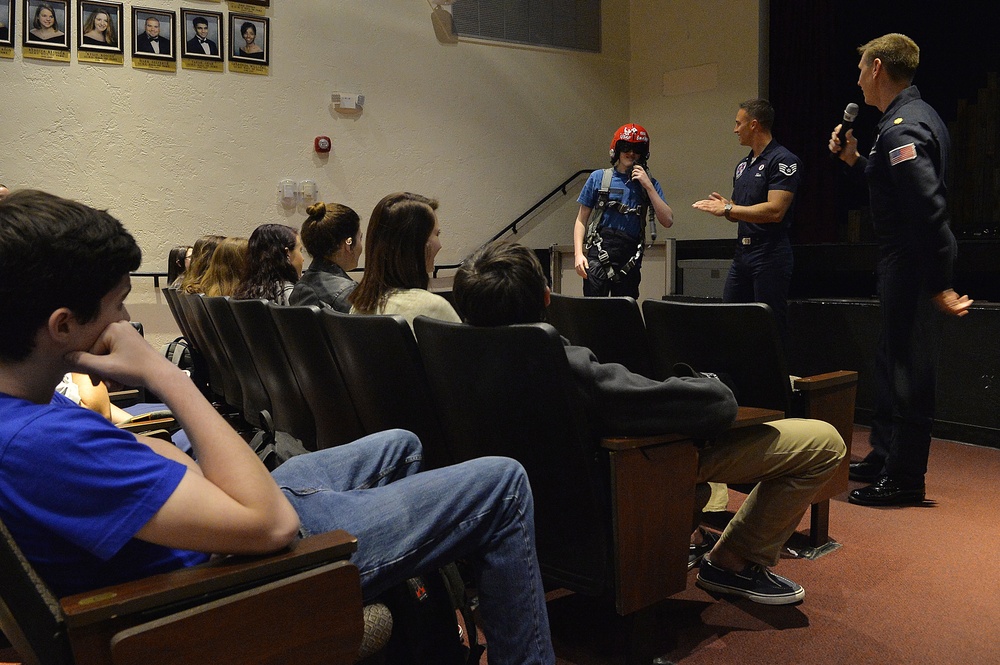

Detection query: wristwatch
(723, 202), (733, 219)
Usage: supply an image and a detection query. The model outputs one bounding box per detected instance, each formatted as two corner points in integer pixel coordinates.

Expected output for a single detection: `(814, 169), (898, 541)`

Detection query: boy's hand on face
(64, 321), (179, 389)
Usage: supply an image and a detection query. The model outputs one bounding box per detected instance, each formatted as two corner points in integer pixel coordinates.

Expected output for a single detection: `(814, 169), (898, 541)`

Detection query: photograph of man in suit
(136, 15), (169, 55)
(185, 15), (217, 56)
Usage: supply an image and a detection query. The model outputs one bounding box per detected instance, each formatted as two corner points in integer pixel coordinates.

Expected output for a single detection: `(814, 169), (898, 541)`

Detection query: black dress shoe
(849, 459), (883, 483)
(849, 475), (925, 506)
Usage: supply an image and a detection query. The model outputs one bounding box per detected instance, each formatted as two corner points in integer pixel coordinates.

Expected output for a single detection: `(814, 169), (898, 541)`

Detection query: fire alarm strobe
(315, 136), (332, 153)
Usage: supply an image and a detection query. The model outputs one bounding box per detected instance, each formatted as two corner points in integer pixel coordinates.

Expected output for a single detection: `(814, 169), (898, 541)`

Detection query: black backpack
(161, 336), (194, 374)
(381, 563), (484, 665)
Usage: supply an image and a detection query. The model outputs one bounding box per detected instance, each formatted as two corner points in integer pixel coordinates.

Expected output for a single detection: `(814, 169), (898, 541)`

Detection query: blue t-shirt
(578, 167), (666, 239)
(0, 391), (210, 596)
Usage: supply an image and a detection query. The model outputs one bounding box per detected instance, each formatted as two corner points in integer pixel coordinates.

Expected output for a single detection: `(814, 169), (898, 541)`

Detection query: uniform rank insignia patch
(889, 143), (917, 166)
(778, 162), (797, 175)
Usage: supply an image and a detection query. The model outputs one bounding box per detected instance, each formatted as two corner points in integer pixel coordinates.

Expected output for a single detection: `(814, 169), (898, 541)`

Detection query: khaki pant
(697, 418), (846, 567)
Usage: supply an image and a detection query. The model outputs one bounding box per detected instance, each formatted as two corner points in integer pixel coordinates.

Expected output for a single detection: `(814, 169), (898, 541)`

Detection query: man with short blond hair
(829, 33), (972, 506)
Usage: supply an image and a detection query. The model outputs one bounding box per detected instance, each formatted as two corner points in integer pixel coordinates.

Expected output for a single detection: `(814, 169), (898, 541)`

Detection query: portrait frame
(23, 0), (70, 49)
(180, 7), (222, 61)
(229, 13), (267, 65)
(77, 0), (122, 53)
(132, 6), (174, 60)
(1, 0), (15, 48)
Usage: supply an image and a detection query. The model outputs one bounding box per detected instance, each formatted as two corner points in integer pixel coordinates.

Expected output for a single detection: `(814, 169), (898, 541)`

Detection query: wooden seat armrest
(600, 406), (784, 452)
(118, 418), (178, 435)
(600, 432), (693, 451)
(108, 389), (141, 407)
(61, 530), (358, 628)
(792, 370), (859, 391)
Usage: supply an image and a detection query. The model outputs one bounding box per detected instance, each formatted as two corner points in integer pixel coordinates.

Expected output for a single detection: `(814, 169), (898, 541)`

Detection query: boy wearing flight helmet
(572, 123), (674, 297)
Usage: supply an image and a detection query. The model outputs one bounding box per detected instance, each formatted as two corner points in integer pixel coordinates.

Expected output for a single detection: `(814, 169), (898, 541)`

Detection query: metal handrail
(136, 170), (594, 282)
(433, 169), (592, 275)
(131, 271), (169, 288)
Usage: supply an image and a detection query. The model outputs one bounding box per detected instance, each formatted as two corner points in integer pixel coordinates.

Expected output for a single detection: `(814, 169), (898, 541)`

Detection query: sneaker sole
(695, 576), (805, 605)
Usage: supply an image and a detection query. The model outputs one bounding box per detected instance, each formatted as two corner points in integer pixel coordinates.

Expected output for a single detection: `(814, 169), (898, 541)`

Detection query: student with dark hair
(167, 245), (191, 288)
(0, 191), (555, 664)
(349, 192), (460, 328)
(136, 16), (170, 55)
(180, 234), (224, 294)
(186, 15), (217, 55)
(453, 240), (846, 606)
(233, 224), (302, 304)
(238, 21), (263, 59)
(289, 202), (361, 312)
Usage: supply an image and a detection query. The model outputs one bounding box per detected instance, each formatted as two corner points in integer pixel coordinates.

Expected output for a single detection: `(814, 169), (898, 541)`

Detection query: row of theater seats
(162, 290), (739, 659)
(157, 290), (857, 661)
(544, 293), (859, 548)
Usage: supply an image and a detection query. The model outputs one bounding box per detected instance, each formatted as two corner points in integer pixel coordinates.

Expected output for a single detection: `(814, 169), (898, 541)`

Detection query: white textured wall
(3, 0), (631, 346)
(627, 0), (760, 241)
(2, 0), (760, 346)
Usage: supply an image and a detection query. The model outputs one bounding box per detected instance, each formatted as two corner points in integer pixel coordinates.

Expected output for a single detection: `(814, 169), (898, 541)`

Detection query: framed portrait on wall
(78, 1), (122, 52)
(132, 6), (173, 59)
(1, 0), (15, 47)
(180, 7), (222, 60)
(23, 0), (69, 49)
(229, 13), (267, 65)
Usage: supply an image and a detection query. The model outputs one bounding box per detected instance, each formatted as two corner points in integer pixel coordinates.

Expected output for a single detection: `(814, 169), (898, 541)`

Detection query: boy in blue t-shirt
(0, 190), (554, 664)
(572, 123), (674, 297)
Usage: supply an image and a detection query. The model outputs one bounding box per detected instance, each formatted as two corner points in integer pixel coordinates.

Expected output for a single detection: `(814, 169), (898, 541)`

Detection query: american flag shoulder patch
(889, 143), (917, 166)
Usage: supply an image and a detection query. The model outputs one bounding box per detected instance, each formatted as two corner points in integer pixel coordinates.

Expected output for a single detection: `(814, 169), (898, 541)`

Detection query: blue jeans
(723, 236), (793, 350)
(270, 429), (555, 665)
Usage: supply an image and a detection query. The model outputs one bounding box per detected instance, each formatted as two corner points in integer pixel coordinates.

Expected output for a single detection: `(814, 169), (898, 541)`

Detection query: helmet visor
(617, 140), (648, 156)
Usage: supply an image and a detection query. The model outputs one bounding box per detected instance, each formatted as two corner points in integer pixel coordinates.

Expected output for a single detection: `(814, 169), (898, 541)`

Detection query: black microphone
(830, 103), (859, 159)
(631, 159), (657, 244)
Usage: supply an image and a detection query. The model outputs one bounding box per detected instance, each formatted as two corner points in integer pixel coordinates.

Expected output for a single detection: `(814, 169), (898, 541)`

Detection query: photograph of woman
(80, 2), (117, 48)
(238, 21), (262, 58)
(25, 1), (66, 45)
(230, 14), (267, 64)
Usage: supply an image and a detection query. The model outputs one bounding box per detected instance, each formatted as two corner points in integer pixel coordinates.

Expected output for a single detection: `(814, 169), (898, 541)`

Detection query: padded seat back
(269, 305), (367, 449)
(229, 299), (316, 449)
(642, 299), (792, 414)
(546, 293), (653, 377)
(412, 317), (612, 595)
(317, 309), (453, 470)
(202, 296), (272, 431)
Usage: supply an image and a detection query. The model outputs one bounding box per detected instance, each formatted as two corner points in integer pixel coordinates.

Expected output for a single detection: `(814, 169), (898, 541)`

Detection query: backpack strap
(584, 168), (614, 251)
(584, 168), (648, 283)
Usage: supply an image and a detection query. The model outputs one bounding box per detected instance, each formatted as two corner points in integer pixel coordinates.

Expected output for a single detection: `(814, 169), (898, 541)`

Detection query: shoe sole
(695, 577), (805, 605)
(848, 493), (925, 506)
